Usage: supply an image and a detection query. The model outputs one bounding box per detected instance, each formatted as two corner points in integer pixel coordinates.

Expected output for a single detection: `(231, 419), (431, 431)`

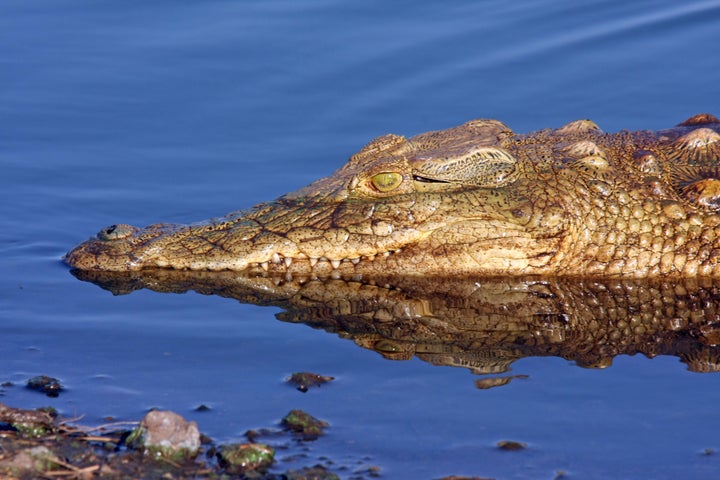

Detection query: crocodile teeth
(366, 254), (376, 261)
(284, 257), (293, 268)
(272, 253), (281, 264)
(310, 258), (318, 267)
(330, 259), (341, 269)
(383, 251), (391, 257)
(350, 257), (360, 265)
(260, 262), (269, 271)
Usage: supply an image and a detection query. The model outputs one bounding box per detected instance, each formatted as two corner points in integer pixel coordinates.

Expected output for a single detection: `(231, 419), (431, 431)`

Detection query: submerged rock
(26, 375), (63, 397)
(438, 476), (496, 480)
(285, 465), (341, 479)
(496, 440), (527, 451)
(127, 410), (201, 458)
(218, 443), (275, 475)
(287, 372), (335, 392)
(282, 409), (329, 439)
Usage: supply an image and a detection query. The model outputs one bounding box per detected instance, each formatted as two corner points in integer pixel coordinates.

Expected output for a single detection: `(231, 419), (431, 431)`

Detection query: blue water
(3, 0), (720, 478)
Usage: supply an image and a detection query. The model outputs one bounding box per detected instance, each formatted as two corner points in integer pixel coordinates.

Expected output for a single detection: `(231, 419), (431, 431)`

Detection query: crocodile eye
(370, 172), (403, 192)
(97, 223), (135, 241)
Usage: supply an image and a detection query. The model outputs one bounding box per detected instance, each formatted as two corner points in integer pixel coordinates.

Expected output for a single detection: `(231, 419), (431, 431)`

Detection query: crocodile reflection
(71, 269), (720, 375)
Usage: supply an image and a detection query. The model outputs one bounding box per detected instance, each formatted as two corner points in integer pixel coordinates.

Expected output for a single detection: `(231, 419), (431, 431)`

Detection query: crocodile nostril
(97, 224), (135, 241)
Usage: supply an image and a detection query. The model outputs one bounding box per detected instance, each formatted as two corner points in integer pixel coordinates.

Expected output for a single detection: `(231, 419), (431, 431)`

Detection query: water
(2, 0), (720, 478)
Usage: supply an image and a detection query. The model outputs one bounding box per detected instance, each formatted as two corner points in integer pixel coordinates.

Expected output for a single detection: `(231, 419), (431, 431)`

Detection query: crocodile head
(65, 114), (720, 277)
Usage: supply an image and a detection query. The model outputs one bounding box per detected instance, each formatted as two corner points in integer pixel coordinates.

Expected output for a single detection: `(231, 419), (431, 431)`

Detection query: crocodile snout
(65, 223), (177, 271)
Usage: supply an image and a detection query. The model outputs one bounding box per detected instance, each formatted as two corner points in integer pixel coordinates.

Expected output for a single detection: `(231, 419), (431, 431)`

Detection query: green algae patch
(125, 426), (145, 449)
(0, 402), (55, 438)
(12, 421), (51, 438)
(282, 409), (329, 439)
(218, 443), (274, 475)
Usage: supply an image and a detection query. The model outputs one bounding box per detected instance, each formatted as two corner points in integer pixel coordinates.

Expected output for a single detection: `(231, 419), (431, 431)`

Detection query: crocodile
(65, 113), (720, 277)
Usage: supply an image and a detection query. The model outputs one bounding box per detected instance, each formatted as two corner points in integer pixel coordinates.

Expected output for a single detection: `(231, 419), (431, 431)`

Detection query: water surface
(2, 1), (720, 478)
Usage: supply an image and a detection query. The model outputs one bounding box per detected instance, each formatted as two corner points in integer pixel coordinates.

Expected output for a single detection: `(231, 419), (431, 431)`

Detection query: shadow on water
(71, 269), (720, 379)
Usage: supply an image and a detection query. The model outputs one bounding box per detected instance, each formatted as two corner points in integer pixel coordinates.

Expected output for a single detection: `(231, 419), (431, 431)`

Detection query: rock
(285, 464), (340, 479)
(26, 375), (63, 397)
(217, 443), (274, 475)
(281, 409), (329, 440)
(287, 372), (335, 392)
(496, 440), (527, 451)
(438, 476), (495, 480)
(353, 465), (382, 477)
(0, 446), (57, 476)
(127, 410), (201, 458)
(0, 402), (54, 437)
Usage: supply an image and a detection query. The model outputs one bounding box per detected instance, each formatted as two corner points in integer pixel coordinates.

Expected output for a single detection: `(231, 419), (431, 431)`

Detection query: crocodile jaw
(64, 201), (558, 275)
(63, 204), (435, 273)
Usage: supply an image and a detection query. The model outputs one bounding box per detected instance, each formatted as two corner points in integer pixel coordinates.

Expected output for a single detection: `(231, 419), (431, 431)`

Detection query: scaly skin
(65, 113), (720, 277)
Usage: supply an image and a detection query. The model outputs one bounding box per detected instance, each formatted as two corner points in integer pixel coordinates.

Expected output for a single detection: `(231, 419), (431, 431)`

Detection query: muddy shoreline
(0, 374), (511, 479)
(0, 400), (369, 479)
